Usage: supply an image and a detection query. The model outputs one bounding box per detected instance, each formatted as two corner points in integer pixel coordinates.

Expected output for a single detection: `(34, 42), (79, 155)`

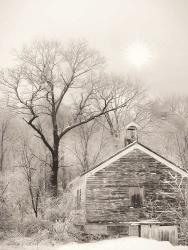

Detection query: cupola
(124, 122), (141, 146)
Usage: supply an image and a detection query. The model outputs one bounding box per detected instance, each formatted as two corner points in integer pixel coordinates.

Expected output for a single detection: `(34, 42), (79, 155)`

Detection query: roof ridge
(81, 141), (188, 177)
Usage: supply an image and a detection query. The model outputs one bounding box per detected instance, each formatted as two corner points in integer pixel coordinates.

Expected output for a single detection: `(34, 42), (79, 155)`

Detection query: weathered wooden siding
(140, 225), (178, 245)
(68, 175), (86, 210)
(85, 149), (186, 225)
(68, 175), (87, 225)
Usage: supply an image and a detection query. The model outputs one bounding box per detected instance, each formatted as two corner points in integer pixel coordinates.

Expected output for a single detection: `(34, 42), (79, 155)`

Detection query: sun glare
(126, 42), (151, 69)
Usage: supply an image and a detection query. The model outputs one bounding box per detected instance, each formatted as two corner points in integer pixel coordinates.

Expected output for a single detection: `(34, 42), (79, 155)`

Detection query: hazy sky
(0, 0), (188, 95)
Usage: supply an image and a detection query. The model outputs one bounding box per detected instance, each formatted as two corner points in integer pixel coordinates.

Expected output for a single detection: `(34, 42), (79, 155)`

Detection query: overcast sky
(0, 0), (188, 95)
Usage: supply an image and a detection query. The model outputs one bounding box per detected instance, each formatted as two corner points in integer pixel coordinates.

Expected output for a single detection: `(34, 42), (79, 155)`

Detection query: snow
(1, 237), (188, 250)
(57, 238), (188, 250)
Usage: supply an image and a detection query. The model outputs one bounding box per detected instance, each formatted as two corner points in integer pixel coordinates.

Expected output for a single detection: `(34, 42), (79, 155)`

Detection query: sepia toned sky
(0, 0), (188, 95)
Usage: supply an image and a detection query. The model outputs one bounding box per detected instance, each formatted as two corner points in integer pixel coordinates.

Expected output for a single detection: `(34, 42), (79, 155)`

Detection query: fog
(0, 0), (188, 94)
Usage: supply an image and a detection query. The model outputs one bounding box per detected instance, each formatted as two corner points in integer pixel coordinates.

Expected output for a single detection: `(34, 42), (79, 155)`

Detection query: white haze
(0, 0), (188, 95)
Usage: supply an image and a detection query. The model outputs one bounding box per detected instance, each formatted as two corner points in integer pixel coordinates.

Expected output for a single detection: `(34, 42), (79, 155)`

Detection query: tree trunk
(50, 92), (60, 197)
(50, 150), (59, 196)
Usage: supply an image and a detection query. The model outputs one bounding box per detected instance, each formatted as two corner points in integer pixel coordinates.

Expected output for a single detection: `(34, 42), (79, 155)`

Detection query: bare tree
(72, 119), (107, 173)
(19, 141), (43, 218)
(0, 181), (11, 231)
(0, 40), (141, 196)
(94, 76), (146, 140)
(147, 96), (188, 169)
(0, 119), (9, 171)
(142, 169), (187, 235)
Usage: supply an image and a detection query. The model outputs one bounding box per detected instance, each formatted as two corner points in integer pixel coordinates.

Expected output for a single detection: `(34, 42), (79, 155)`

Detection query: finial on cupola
(124, 122), (141, 146)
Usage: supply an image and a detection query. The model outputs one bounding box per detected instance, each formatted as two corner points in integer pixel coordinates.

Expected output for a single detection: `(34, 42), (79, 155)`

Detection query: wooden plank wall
(85, 149), (186, 225)
(141, 225), (178, 245)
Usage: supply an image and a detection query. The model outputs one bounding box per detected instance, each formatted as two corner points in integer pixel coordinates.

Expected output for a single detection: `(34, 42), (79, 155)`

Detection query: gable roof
(82, 141), (188, 178)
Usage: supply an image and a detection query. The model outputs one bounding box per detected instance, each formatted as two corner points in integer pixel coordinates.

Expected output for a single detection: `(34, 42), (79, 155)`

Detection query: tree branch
(24, 116), (53, 153)
(59, 100), (132, 139)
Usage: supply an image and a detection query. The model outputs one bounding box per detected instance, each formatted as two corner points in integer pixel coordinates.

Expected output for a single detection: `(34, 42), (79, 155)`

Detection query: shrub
(18, 217), (51, 237)
(45, 207), (66, 223)
(69, 229), (109, 243)
(0, 200), (15, 232)
(43, 194), (72, 223)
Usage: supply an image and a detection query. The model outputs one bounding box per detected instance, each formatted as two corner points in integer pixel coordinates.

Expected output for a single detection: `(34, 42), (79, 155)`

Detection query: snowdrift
(1, 237), (188, 250)
(57, 237), (188, 250)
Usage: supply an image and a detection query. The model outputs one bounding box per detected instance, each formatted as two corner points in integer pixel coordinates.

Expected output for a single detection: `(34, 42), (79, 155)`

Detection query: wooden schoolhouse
(68, 122), (188, 245)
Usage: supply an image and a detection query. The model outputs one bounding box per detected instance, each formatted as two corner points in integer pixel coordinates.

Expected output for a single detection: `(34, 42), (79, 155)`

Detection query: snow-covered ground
(1, 237), (188, 250)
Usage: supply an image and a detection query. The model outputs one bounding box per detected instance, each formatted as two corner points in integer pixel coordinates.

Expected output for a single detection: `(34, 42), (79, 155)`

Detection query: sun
(126, 42), (151, 69)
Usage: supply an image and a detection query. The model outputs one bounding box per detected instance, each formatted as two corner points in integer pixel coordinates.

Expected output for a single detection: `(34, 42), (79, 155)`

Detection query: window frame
(129, 186), (144, 208)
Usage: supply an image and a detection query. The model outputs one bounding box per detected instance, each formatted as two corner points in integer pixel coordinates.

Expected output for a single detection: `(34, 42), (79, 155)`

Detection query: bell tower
(124, 122), (141, 146)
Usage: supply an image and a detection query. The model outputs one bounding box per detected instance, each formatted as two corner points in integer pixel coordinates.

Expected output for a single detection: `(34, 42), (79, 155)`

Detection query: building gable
(83, 142), (188, 178)
(85, 146), (187, 224)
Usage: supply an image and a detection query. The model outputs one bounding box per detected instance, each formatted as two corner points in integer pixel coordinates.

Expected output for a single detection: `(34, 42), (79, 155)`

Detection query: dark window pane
(129, 187), (144, 208)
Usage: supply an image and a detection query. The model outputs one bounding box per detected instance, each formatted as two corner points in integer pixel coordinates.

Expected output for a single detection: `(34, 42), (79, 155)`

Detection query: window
(129, 187), (144, 208)
(76, 189), (81, 209)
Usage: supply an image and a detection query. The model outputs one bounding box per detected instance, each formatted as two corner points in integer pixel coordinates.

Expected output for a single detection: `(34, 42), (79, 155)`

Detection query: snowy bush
(18, 217), (51, 237)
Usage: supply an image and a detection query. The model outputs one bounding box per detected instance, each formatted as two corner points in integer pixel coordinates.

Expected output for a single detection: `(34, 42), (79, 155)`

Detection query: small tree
(0, 180), (13, 231)
(19, 141), (44, 218)
(0, 120), (8, 171)
(0, 112), (13, 172)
